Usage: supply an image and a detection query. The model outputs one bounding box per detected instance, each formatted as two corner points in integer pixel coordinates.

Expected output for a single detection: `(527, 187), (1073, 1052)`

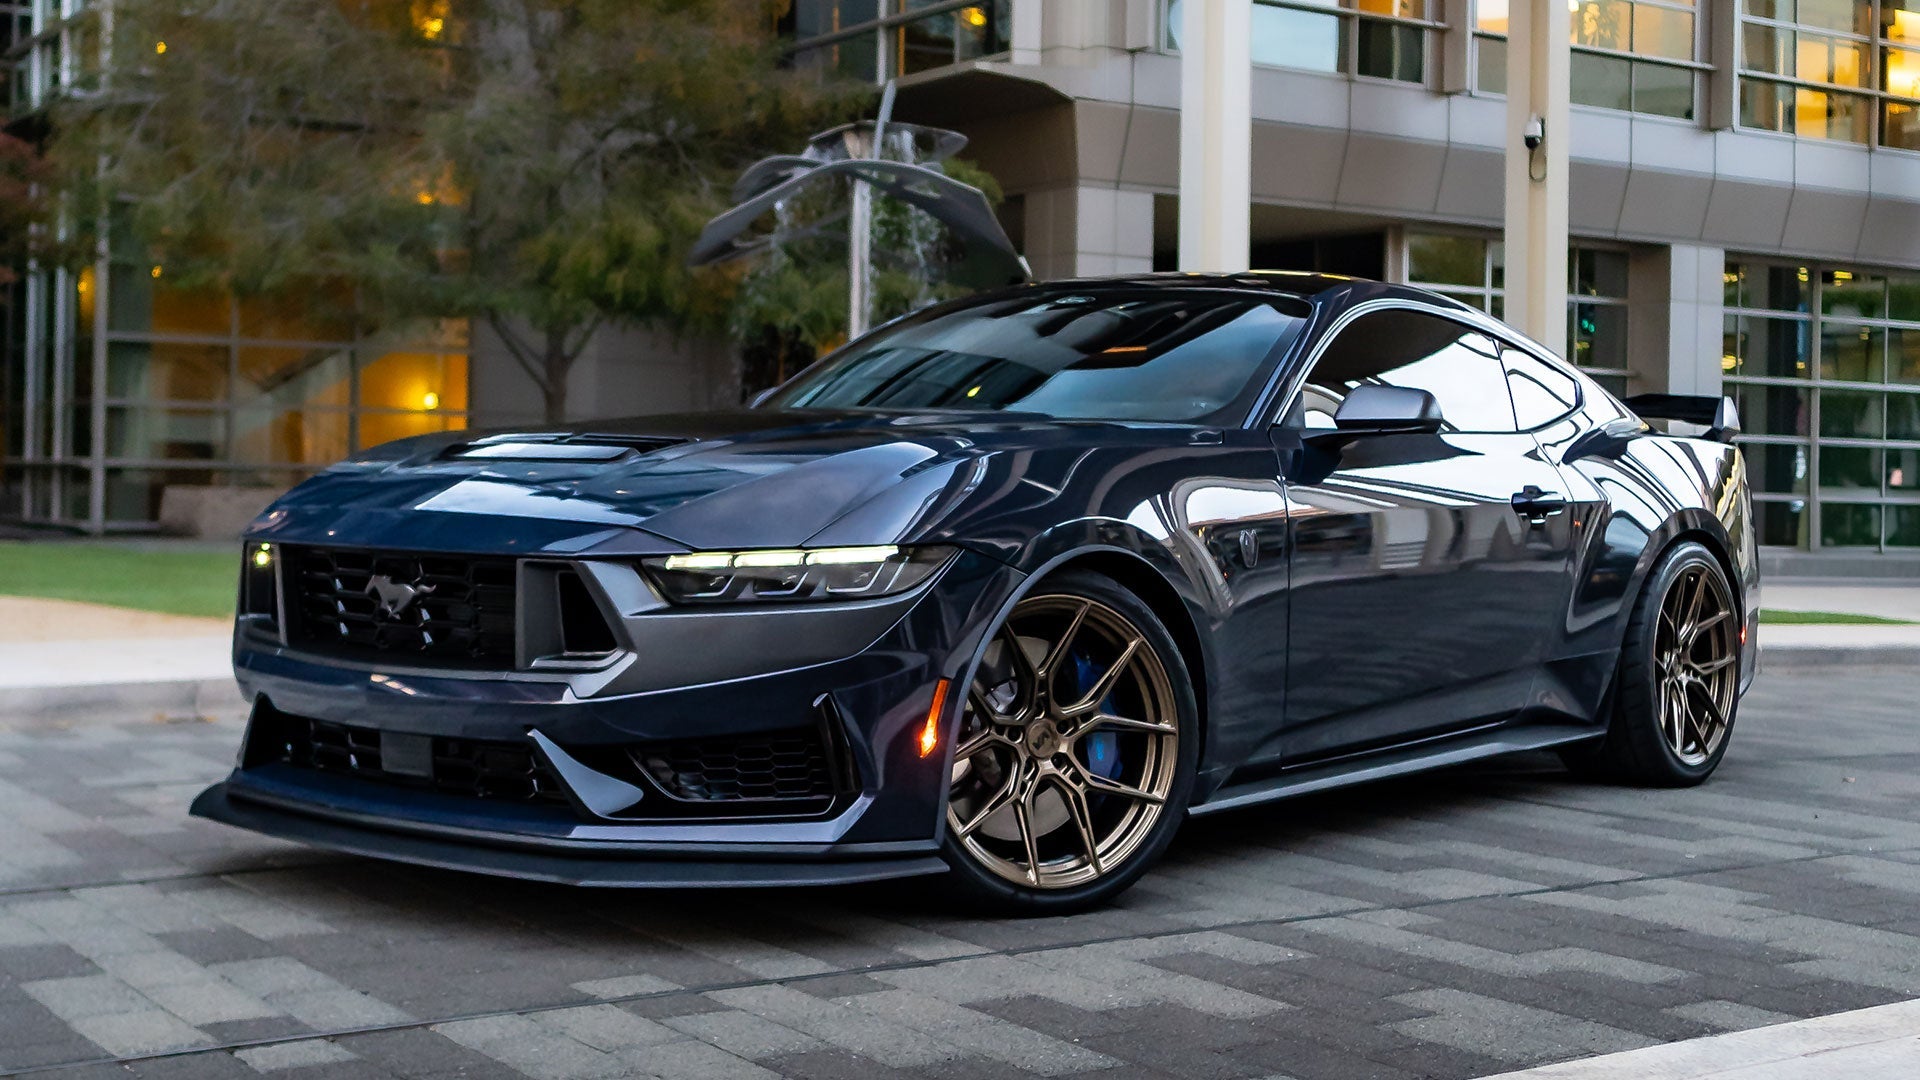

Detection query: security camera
(1523, 116), (1545, 152)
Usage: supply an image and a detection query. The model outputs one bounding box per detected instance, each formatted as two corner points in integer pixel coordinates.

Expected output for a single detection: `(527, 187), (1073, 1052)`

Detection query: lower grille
(246, 703), (855, 820)
(637, 732), (839, 803)
(284, 546), (517, 667)
(268, 711), (571, 808)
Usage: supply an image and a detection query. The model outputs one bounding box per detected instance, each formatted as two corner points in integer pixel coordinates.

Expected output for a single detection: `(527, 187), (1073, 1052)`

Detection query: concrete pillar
(1628, 243), (1727, 397)
(1177, 0), (1251, 272)
(1022, 186), (1157, 280)
(1504, 0), (1571, 351)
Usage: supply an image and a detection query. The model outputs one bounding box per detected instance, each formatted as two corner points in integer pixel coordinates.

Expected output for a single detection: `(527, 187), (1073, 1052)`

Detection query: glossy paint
(195, 274), (1759, 886)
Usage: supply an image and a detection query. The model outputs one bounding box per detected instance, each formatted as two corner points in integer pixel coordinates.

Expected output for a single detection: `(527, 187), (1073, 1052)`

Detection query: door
(1275, 307), (1581, 763)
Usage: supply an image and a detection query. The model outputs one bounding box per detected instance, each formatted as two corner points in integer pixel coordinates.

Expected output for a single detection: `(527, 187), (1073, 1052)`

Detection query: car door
(1274, 305), (1582, 763)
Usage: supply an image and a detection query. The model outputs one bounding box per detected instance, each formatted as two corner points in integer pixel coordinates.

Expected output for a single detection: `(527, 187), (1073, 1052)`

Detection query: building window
(785, 1), (1011, 81)
(1725, 258), (1920, 549)
(1167, 0), (1436, 86)
(1402, 231), (1633, 396)
(1475, 0), (1701, 119)
(1737, 0), (1920, 151)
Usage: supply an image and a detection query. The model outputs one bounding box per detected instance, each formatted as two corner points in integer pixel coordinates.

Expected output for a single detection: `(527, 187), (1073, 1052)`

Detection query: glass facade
(1403, 231), (1635, 396)
(1724, 258), (1920, 548)
(1737, 0), (1920, 150)
(1476, 0), (1703, 118)
(1168, 0), (1435, 85)
(2, 0), (469, 530)
(784, 1), (1011, 80)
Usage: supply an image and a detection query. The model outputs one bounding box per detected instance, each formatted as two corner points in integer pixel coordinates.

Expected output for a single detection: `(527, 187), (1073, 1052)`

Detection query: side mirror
(1313, 385), (1444, 444)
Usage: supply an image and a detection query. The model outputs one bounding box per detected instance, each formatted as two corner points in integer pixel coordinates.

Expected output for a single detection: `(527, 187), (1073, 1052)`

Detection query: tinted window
(769, 291), (1309, 423)
(1296, 310), (1518, 433)
(1503, 347), (1583, 428)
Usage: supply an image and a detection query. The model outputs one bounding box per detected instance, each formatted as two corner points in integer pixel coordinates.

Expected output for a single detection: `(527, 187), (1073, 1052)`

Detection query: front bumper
(195, 548), (1019, 883)
(191, 783), (949, 887)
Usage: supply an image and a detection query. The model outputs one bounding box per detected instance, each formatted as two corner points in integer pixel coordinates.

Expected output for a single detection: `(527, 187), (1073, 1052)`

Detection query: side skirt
(1189, 723), (1600, 817)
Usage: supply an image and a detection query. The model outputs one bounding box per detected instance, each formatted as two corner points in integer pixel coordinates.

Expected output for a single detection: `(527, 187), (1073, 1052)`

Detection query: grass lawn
(0, 542), (237, 618)
(1759, 608), (1916, 626)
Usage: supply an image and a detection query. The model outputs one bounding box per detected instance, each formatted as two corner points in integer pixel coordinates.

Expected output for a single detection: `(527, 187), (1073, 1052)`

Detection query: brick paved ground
(2, 669), (1918, 1079)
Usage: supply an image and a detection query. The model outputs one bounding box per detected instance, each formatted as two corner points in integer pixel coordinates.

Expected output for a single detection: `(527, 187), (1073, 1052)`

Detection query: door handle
(1510, 485), (1568, 524)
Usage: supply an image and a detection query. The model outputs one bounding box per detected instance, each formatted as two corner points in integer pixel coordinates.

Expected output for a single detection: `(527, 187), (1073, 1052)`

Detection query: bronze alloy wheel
(1653, 562), (1739, 766)
(946, 593), (1181, 890)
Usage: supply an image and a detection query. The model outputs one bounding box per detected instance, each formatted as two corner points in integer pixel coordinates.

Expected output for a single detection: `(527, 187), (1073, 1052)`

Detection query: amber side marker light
(919, 678), (951, 758)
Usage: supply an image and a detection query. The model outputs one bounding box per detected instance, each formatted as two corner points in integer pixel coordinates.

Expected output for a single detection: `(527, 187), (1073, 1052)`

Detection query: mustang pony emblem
(364, 575), (435, 619)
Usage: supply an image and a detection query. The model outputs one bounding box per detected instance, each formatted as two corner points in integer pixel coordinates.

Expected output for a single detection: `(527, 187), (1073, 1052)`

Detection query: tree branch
(486, 310), (549, 394)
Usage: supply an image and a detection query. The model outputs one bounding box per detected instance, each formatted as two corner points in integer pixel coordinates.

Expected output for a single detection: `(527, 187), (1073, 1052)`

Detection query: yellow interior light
(154, 41), (167, 54)
(421, 391), (440, 410)
(919, 679), (950, 758)
(149, 265), (163, 279)
(806, 546), (898, 565)
(1833, 270), (1854, 282)
(1721, 354), (1738, 371)
(965, 385), (981, 398)
(962, 6), (987, 28)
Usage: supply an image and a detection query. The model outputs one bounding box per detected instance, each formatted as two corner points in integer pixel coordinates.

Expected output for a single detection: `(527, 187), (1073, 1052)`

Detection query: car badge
(365, 575), (435, 619)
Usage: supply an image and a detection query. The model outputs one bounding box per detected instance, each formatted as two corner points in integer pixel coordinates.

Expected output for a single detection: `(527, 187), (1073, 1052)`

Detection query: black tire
(1562, 541), (1740, 787)
(938, 569), (1199, 914)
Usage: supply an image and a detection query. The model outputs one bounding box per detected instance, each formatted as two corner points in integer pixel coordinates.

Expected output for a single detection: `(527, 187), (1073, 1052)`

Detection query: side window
(1298, 310), (1518, 433)
(1502, 347), (1582, 429)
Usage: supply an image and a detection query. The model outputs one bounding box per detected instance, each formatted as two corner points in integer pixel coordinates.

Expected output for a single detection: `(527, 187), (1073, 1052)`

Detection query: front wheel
(1566, 541), (1741, 786)
(939, 570), (1198, 913)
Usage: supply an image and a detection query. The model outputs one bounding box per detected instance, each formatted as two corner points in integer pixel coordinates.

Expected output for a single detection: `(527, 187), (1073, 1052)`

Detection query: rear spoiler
(1623, 393), (1741, 444)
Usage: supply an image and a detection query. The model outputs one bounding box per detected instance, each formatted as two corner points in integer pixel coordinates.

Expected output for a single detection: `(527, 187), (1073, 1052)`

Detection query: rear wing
(1623, 393), (1741, 445)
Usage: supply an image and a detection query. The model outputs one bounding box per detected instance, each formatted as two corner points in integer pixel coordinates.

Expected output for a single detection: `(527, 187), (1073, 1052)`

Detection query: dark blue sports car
(194, 273), (1758, 912)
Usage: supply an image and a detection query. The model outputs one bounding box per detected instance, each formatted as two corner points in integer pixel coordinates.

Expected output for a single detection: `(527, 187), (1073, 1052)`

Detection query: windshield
(767, 289), (1311, 423)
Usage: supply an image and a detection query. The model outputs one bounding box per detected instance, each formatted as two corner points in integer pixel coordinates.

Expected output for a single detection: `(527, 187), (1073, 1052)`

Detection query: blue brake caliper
(1073, 653), (1123, 780)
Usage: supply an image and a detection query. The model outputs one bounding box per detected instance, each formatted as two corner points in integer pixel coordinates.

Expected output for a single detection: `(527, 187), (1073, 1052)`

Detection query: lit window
(1474, 0), (1698, 119)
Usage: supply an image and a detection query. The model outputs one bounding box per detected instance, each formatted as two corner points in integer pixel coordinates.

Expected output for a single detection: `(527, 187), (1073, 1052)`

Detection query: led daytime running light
(661, 545), (902, 571)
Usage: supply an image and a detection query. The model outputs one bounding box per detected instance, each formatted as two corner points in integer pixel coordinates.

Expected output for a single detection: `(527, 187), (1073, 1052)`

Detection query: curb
(1760, 644), (1920, 672)
(1, 678), (246, 726)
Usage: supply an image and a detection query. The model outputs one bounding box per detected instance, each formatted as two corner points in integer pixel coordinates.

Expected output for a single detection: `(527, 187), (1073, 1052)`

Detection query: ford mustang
(193, 273), (1758, 912)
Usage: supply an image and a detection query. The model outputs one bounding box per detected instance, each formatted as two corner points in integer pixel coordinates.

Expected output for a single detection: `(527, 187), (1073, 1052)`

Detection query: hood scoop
(442, 432), (691, 463)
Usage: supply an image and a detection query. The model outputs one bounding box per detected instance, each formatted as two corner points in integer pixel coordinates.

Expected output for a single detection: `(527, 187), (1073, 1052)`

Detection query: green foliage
(0, 133), (79, 287)
(0, 542), (237, 618)
(37, 0), (864, 419)
(1758, 609), (1916, 626)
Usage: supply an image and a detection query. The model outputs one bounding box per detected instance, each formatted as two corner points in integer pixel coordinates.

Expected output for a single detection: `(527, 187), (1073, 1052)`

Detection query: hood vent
(443, 433), (690, 463)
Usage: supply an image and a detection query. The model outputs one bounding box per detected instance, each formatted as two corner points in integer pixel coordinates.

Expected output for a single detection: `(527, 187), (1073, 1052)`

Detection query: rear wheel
(1564, 541), (1740, 786)
(940, 571), (1197, 913)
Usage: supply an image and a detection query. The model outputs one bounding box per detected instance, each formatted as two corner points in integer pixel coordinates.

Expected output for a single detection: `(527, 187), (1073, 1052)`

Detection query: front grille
(637, 731), (839, 803)
(273, 713), (571, 807)
(284, 546), (517, 666)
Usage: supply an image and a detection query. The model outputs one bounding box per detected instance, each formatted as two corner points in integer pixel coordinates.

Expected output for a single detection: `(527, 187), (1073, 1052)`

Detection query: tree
(39, 0), (862, 421)
(0, 133), (55, 288)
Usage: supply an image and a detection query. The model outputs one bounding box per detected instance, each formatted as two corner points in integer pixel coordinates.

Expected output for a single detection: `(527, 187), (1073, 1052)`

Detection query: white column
(1177, 0), (1251, 273)
(1504, 0), (1571, 352)
(1009, 0), (1044, 64)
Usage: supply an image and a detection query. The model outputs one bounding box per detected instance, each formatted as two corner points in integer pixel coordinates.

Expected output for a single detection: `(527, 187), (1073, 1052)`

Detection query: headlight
(641, 545), (953, 605)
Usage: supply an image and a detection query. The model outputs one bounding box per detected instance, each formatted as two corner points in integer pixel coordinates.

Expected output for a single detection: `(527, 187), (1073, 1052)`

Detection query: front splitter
(191, 783), (951, 889)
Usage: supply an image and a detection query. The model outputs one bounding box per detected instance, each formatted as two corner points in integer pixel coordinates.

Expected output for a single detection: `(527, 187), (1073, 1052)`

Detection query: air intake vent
(443, 433), (687, 462)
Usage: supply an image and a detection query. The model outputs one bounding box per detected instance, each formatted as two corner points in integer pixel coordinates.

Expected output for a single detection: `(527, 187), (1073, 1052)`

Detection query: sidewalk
(0, 597), (239, 721)
(1484, 998), (1920, 1078)
(1761, 579), (1920, 670)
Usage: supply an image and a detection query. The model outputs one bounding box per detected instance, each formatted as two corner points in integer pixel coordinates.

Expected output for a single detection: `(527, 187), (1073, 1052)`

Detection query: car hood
(248, 408), (1192, 556)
